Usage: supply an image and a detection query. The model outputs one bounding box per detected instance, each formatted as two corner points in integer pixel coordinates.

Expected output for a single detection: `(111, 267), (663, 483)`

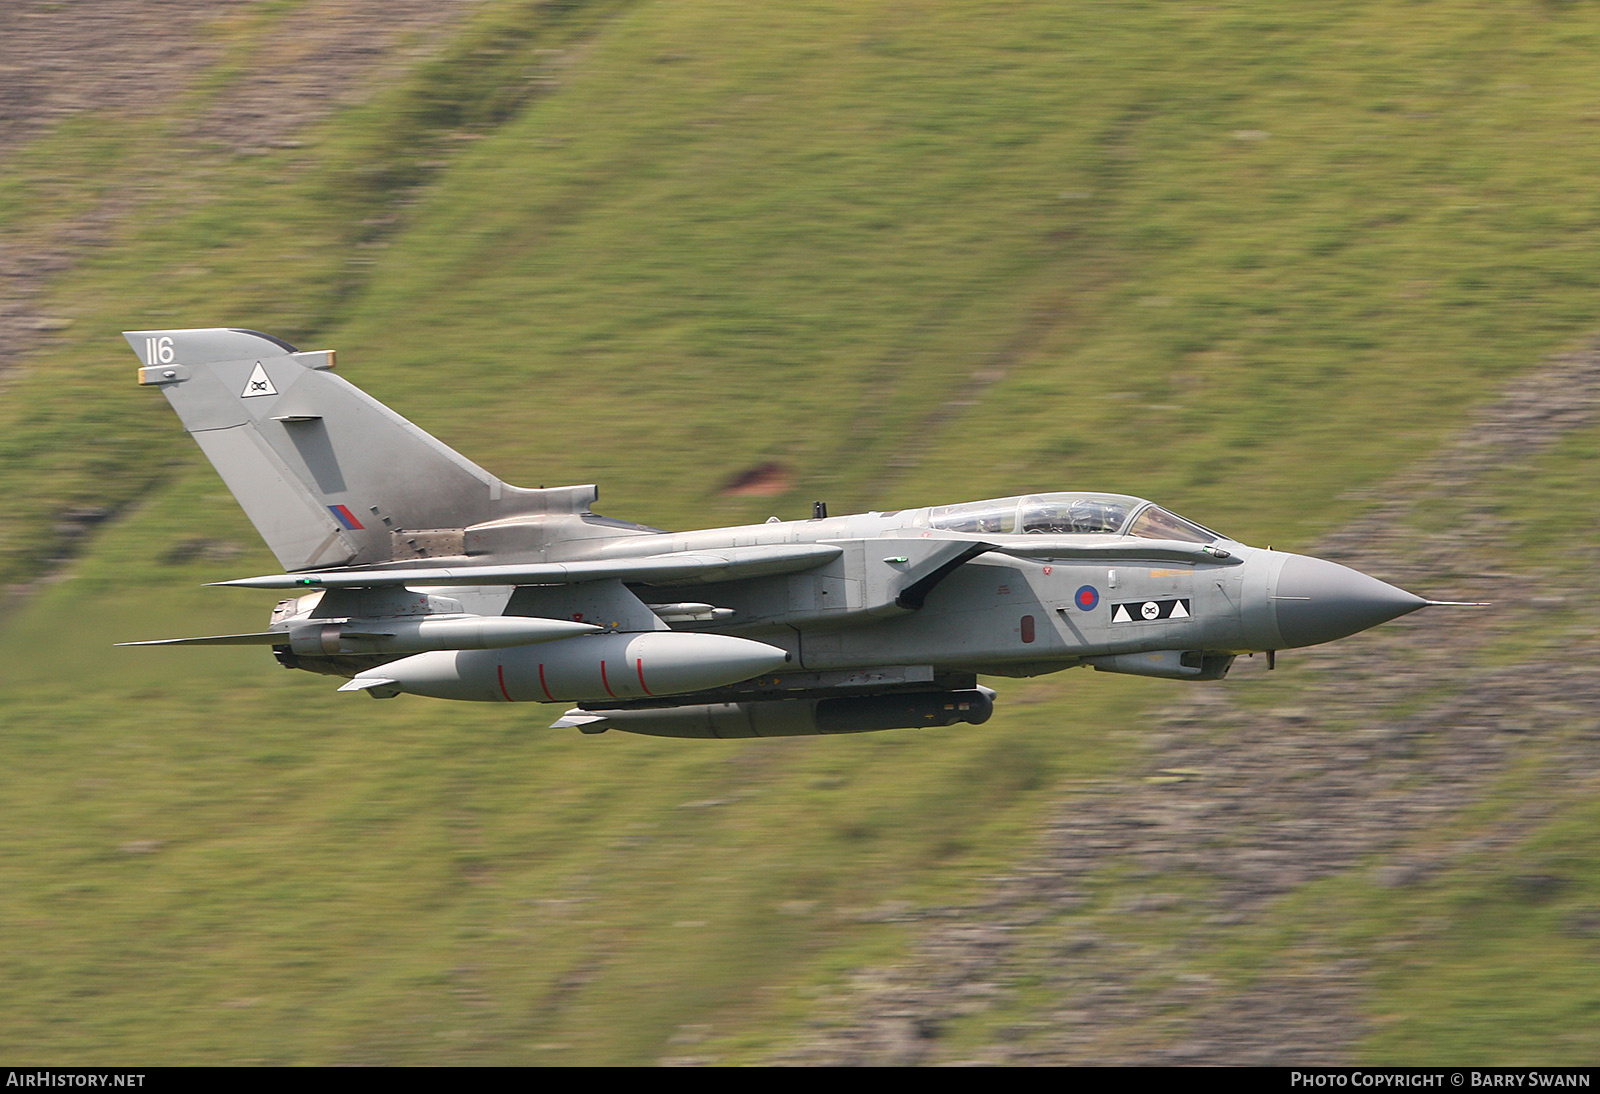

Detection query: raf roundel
(1074, 585), (1100, 611)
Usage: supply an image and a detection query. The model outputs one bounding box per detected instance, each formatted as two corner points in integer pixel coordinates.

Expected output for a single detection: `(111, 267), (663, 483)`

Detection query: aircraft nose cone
(1273, 554), (1427, 648)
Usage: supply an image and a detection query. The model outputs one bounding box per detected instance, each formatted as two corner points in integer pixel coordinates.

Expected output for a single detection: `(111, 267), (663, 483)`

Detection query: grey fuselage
(549, 508), (1266, 678)
(273, 496), (1414, 694)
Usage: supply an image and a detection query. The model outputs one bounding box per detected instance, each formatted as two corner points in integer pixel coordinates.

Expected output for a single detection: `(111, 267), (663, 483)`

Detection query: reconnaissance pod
(122, 329), (1465, 738)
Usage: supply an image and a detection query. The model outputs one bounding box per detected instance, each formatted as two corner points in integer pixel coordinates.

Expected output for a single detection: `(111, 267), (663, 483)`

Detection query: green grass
(5, 0), (1600, 1063)
(1354, 797), (1600, 1064)
(1217, 758), (1600, 1066)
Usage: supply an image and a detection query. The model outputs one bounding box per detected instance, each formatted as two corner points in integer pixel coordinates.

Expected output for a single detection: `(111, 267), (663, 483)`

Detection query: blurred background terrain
(2, 0), (1599, 1064)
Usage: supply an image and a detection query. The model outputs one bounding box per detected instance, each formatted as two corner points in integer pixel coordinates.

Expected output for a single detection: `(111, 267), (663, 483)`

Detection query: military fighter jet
(121, 328), (1460, 738)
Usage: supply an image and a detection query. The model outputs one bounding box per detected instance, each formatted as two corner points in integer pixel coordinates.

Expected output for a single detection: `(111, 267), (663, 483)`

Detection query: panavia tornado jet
(121, 328), (1462, 739)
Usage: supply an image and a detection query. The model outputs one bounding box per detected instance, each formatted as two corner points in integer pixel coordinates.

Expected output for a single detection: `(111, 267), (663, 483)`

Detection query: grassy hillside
(4, 0), (1600, 1063)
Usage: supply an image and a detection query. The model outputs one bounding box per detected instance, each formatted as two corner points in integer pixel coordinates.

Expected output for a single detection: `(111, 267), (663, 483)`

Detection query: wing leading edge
(209, 542), (846, 590)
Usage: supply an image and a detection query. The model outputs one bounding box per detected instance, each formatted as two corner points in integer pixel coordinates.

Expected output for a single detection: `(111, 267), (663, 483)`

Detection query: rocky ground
(0, 0), (481, 383)
(770, 346), (1600, 1064)
(0, 0), (485, 597)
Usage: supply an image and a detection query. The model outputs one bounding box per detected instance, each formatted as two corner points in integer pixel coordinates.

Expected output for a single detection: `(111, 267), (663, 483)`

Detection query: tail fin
(126, 328), (570, 571)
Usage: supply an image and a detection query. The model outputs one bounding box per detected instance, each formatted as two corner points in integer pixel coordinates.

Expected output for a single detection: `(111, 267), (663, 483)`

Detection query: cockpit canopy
(923, 493), (1219, 543)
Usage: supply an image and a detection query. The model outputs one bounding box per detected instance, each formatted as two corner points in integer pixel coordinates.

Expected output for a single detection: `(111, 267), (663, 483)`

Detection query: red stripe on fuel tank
(538, 663), (555, 702)
(496, 664), (512, 702)
(600, 659), (616, 698)
(636, 657), (652, 696)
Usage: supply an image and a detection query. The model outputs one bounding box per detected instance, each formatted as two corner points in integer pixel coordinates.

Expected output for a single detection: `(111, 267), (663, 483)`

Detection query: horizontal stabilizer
(210, 543), (845, 590)
(116, 631), (282, 647)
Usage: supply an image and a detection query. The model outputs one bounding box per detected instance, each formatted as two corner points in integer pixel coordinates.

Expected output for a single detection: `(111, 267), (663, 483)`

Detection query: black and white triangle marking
(241, 361), (278, 398)
(1110, 598), (1191, 623)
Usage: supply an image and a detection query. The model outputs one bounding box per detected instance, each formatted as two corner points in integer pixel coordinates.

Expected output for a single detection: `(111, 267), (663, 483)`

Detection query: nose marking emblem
(1110, 598), (1192, 623)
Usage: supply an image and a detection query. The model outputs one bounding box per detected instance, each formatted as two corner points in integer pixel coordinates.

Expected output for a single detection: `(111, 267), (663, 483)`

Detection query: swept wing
(210, 542), (845, 590)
